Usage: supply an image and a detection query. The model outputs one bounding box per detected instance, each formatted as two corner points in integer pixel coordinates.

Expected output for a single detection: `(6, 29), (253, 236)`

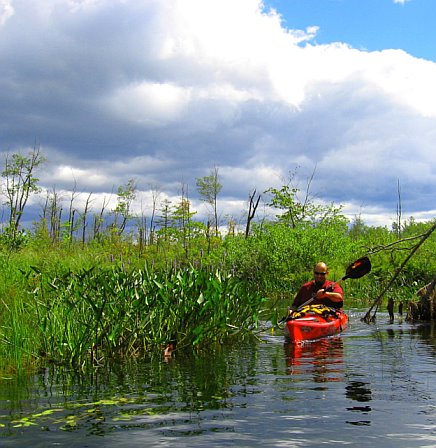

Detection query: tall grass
(0, 217), (434, 372)
(0, 263), (265, 369)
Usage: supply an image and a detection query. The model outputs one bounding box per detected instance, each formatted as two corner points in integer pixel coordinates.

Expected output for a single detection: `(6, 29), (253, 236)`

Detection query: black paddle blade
(343, 256), (371, 280)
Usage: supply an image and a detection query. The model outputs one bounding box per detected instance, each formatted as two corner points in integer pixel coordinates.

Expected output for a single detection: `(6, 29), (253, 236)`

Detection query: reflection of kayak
(284, 305), (348, 343)
(284, 337), (344, 381)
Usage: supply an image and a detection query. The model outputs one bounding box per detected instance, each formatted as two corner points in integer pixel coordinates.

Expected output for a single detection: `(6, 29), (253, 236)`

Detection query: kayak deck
(284, 306), (348, 343)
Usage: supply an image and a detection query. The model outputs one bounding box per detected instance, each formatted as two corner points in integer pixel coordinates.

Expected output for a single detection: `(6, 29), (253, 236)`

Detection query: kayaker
(291, 262), (344, 310)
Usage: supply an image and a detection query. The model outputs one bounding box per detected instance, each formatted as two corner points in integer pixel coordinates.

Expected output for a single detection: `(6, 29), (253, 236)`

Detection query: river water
(1, 310), (436, 447)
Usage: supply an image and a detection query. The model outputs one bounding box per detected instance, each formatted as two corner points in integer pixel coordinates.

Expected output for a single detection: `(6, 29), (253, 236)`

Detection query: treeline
(1, 147), (226, 251)
(1, 148), (434, 278)
(1, 147), (435, 306)
(0, 147), (435, 370)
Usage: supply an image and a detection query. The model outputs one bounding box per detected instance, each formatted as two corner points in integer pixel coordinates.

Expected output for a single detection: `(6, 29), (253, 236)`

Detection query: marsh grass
(2, 263), (265, 368)
(0, 216), (434, 373)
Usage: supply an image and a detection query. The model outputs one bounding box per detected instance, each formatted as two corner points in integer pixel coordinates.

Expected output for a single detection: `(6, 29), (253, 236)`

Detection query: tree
(112, 179), (136, 236)
(47, 186), (63, 243)
(266, 167), (343, 228)
(81, 192), (93, 246)
(196, 166), (222, 237)
(149, 184), (161, 245)
(93, 194), (110, 241)
(393, 178), (403, 238)
(266, 168), (314, 228)
(65, 178), (79, 244)
(174, 183), (196, 257)
(245, 189), (261, 238)
(156, 198), (174, 243)
(348, 214), (367, 241)
(1, 145), (46, 243)
(363, 219), (436, 323)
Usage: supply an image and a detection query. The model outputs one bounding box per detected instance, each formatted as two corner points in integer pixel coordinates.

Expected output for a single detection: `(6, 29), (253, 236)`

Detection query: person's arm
(315, 290), (342, 303)
(315, 284), (344, 303)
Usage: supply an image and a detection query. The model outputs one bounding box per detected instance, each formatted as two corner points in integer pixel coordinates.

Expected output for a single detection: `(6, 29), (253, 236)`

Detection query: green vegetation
(0, 148), (435, 372)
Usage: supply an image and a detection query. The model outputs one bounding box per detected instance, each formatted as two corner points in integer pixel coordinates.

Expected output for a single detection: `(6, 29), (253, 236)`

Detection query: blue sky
(266, 0), (436, 61)
(0, 0), (435, 230)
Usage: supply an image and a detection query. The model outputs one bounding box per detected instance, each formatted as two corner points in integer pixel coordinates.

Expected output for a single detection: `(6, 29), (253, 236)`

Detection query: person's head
(313, 262), (328, 286)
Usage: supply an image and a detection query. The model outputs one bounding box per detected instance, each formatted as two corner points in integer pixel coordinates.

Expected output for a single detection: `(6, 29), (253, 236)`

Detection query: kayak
(283, 304), (348, 343)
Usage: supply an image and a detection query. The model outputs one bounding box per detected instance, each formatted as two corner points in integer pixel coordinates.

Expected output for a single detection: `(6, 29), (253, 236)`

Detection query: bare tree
(245, 189), (261, 238)
(47, 186), (63, 242)
(67, 178), (79, 243)
(363, 220), (436, 323)
(138, 195), (148, 256)
(93, 194), (110, 240)
(149, 184), (161, 245)
(81, 192), (93, 246)
(395, 178), (402, 238)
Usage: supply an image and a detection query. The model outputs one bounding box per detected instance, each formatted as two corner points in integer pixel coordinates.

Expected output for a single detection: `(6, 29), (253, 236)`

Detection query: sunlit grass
(0, 261), (266, 369)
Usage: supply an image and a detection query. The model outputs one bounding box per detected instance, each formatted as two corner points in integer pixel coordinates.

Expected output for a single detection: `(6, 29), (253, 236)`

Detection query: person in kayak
(291, 262), (344, 310)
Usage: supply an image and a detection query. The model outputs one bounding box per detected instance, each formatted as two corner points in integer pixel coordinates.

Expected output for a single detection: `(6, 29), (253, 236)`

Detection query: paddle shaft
(295, 257), (371, 311)
(278, 256), (371, 323)
(296, 277), (345, 310)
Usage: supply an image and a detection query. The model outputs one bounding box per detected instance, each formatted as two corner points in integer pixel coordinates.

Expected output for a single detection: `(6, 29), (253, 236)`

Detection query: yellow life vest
(289, 304), (338, 320)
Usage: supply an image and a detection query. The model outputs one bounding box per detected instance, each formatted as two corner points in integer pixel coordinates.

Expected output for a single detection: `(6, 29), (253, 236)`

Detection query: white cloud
(0, 0), (13, 25)
(51, 165), (108, 188)
(1, 0), (436, 228)
(106, 82), (191, 126)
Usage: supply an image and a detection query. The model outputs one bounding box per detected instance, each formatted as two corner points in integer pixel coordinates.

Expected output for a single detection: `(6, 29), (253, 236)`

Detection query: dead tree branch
(362, 220), (436, 323)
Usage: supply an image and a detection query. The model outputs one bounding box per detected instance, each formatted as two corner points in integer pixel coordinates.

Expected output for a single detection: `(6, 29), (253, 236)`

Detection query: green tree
(266, 169), (344, 228)
(1, 146), (46, 244)
(173, 197), (197, 257)
(112, 179), (136, 236)
(156, 198), (174, 243)
(196, 166), (222, 237)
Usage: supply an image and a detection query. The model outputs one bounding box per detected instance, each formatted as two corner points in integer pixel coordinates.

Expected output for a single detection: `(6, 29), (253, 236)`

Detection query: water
(2, 310), (436, 447)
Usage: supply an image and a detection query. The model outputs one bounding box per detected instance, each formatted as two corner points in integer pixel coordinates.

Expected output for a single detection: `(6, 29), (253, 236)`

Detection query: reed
(13, 264), (266, 367)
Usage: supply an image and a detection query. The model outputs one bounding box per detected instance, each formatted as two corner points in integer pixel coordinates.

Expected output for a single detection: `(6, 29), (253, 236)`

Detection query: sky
(1, 0), (436, 230)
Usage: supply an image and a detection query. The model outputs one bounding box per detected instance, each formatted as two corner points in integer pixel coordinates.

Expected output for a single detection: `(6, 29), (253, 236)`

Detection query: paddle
(279, 257), (371, 323)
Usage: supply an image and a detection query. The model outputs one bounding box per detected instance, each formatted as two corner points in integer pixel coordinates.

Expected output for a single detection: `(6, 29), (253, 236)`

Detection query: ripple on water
(2, 316), (436, 447)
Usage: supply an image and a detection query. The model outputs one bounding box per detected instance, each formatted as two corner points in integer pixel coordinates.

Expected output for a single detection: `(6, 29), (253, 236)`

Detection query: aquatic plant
(24, 264), (266, 366)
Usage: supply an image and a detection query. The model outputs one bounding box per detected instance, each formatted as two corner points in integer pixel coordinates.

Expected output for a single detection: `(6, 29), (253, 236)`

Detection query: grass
(0, 259), (266, 371)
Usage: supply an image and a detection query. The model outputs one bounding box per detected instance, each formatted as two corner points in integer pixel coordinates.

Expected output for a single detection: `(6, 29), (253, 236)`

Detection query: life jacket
(288, 304), (339, 320)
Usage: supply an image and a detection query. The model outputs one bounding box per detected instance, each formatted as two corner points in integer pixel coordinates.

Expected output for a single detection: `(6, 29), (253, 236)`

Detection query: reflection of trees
(0, 342), (261, 435)
(343, 321), (436, 427)
(106, 342), (260, 411)
(376, 322), (436, 374)
(346, 381), (372, 402)
(409, 322), (436, 356)
(345, 380), (372, 425)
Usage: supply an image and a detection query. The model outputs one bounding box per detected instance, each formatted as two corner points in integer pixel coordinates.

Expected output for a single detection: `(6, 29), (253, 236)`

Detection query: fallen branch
(367, 232), (430, 254)
(362, 220), (436, 323)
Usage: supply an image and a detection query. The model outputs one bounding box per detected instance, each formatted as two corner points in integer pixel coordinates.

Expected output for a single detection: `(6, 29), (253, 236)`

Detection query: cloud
(1, 0), (435, 229)
(106, 82), (191, 126)
(0, 0), (13, 26)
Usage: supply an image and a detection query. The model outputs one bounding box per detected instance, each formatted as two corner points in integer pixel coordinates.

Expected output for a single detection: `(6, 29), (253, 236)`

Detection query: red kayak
(283, 304), (348, 343)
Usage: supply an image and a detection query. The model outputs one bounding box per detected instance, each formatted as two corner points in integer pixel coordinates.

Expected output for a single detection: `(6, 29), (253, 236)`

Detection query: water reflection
(345, 380), (372, 426)
(284, 337), (344, 383)
(345, 380), (372, 403)
(3, 317), (436, 446)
